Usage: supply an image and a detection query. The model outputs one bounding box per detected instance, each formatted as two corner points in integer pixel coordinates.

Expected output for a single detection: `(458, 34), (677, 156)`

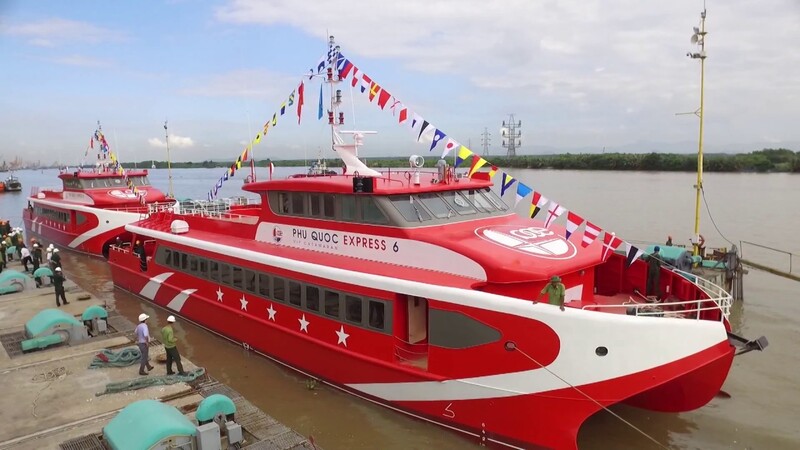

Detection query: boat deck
(568, 293), (698, 319)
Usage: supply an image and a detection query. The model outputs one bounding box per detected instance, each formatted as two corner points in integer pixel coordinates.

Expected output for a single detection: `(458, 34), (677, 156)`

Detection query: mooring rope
(511, 344), (671, 450)
(96, 367), (206, 396)
(31, 366), (70, 418)
(87, 347), (142, 369)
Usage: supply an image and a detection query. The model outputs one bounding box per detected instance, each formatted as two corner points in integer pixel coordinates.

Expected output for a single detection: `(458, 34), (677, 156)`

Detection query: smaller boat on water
(0, 174), (22, 192)
(23, 124), (176, 257)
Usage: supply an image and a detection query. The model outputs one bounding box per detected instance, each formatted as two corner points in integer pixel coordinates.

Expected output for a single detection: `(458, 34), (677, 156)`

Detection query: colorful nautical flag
(369, 82), (380, 102)
(254, 133), (261, 145)
(398, 107), (408, 124)
(339, 58), (354, 79)
(601, 232), (623, 261)
(280, 101), (287, 116)
(487, 165), (499, 178)
(360, 73), (372, 94)
(417, 120), (431, 142)
(441, 138), (459, 159)
(544, 201), (565, 228)
(287, 90), (295, 107)
(582, 221), (601, 248)
(271, 113), (277, 127)
(389, 99), (402, 114)
(467, 155), (487, 177)
(430, 129), (446, 152)
(500, 173), (516, 196)
(297, 81), (305, 124)
(515, 182), (532, 207)
(454, 146), (473, 168)
(377, 90), (391, 109)
(625, 241), (645, 268)
(318, 83), (324, 120)
(565, 211), (584, 240)
(350, 67), (360, 88)
(529, 191), (548, 218)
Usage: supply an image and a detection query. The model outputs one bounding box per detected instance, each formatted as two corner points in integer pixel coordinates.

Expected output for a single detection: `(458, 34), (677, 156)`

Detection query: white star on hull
(267, 304), (277, 321)
(298, 314), (310, 333)
(216, 287), (224, 302)
(335, 325), (349, 347)
(240, 295), (248, 311)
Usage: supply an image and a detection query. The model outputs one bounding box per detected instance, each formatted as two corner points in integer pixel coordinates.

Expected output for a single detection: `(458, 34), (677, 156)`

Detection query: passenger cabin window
(345, 295), (363, 324)
(306, 286), (320, 311)
(361, 197), (389, 224)
(484, 188), (509, 211)
(291, 192), (305, 215)
(258, 274), (270, 297)
(289, 281), (302, 306)
(244, 270), (257, 293)
(368, 300), (385, 330)
(273, 277), (286, 302)
(324, 290), (340, 318)
(429, 309), (501, 349)
(340, 195), (357, 221)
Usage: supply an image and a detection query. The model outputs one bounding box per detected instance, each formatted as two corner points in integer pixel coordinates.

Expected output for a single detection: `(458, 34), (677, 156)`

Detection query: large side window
(273, 277), (286, 302)
(368, 300), (386, 331)
(290, 192), (305, 215)
(244, 270), (257, 293)
(306, 285), (320, 312)
(340, 195), (357, 221)
(390, 195), (431, 222)
(232, 266), (244, 290)
(219, 264), (232, 285)
(198, 258), (209, 279)
(361, 197), (389, 224)
(324, 290), (340, 318)
(429, 309), (501, 349)
(288, 281), (302, 307)
(345, 295), (363, 324)
(210, 261), (220, 282)
(258, 274), (270, 298)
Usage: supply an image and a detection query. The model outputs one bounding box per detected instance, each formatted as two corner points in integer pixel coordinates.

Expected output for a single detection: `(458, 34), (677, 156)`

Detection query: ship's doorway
(395, 295), (429, 370)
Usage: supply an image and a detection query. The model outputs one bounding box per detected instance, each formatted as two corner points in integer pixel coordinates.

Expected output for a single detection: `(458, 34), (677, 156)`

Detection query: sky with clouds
(1, 0), (798, 165)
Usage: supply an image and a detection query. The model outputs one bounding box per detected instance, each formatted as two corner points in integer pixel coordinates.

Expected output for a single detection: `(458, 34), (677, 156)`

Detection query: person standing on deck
(646, 246), (662, 298)
(534, 276), (566, 311)
(0, 240), (6, 273)
(46, 244), (53, 266)
(52, 267), (69, 307)
(135, 313), (155, 376)
(161, 316), (186, 376)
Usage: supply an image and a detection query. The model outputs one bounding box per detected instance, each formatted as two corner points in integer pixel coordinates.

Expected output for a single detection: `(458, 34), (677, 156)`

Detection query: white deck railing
(582, 267), (733, 322)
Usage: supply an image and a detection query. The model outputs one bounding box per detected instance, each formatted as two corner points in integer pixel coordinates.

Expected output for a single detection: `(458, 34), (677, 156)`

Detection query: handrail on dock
(740, 240), (795, 275)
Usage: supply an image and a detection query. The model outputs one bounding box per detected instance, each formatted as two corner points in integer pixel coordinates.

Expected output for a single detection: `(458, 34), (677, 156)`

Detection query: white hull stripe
(166, 288), (197, 312)
(139, 272), (174, 300)
(127, 224), (728, 402)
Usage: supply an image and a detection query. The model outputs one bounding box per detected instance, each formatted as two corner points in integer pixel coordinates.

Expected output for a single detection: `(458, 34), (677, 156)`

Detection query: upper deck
(33, 168), (169, 207)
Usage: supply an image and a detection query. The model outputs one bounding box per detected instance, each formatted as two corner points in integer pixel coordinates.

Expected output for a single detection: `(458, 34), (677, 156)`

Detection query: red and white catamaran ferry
(108, 136), (765, 448)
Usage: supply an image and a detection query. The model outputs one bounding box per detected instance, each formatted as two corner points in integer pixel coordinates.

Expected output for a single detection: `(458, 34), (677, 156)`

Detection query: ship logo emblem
(475, 226), (577, 259)
(272, 226), (283, 243)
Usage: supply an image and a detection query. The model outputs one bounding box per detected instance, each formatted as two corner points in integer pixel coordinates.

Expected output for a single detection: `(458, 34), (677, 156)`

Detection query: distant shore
(11, 148), (799, 173)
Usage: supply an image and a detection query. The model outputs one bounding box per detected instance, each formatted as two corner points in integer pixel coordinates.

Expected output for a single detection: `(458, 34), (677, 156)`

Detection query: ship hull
(109, 244), (734, 450)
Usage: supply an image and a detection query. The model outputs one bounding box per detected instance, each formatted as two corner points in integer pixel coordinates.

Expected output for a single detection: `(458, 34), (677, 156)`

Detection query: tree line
(132, 148), (800, 173)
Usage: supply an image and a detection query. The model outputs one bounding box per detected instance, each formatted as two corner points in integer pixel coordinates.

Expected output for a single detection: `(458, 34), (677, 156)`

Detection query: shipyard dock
(0, 259), (319, 450)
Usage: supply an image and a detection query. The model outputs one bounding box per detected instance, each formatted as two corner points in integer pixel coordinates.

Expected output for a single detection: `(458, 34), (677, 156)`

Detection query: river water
(1, 167), (798, 450)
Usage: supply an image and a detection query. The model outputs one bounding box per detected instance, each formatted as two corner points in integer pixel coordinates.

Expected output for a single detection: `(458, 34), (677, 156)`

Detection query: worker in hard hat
(53, 267), (69, 307)
(161, 315), (186, 376)
(135, 313), (155, 376)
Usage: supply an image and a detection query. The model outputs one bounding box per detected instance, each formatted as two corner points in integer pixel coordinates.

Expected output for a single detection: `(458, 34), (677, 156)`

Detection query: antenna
(164, 120), (174, 199)
(501, 114), (522, 157)
(481, 127), (491, 156)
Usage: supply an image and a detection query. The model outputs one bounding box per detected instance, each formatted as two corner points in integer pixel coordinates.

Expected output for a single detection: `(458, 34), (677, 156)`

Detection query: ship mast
(164, 120), (174, 199)
(688, 7), (708, 256)
(327, 36), (344, 153)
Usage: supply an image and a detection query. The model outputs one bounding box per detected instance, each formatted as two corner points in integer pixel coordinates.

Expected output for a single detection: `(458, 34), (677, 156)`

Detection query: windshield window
(418, 193), (453, 219)
(483, 188), (509, 211)
(465, 189), (496, 212)
(390, 195), (431, 222)
(440, 191), (477, 215)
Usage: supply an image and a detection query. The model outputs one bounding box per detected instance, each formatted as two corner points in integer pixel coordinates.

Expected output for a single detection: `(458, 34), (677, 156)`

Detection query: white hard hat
(53, 248), (59, 253)
(138, 313), (149, 322)
(48, 244), (54, 249)
(55, 267), (62, 271)
(167, 315), (176, 323)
